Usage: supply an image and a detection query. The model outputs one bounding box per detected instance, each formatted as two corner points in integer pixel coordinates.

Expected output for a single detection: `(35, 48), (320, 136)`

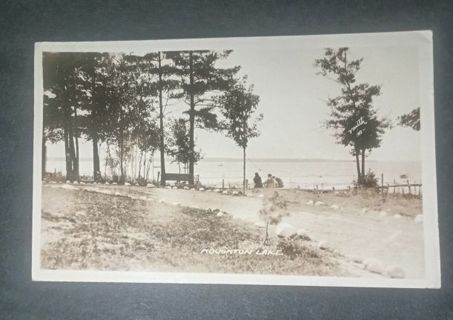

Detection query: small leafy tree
(168, 118), (201, 174)
(259, 191), (289, 246)
(315, 48), (390, 186)
(398, 107), (420, 131)
(218, 80), (262, 193)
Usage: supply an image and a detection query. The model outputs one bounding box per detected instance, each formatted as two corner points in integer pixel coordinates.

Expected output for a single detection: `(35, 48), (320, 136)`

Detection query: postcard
(32, 31), (440, 288)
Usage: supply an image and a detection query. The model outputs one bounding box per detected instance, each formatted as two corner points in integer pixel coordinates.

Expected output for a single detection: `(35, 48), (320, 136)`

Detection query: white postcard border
(32, 30), (440, 288)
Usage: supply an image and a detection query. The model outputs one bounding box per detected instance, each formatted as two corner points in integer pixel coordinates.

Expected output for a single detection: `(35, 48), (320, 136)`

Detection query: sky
(46, 43), (422, 162)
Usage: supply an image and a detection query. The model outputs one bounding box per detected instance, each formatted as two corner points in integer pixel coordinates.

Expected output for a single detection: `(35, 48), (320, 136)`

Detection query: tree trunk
(243, 147), (246, 194)
(63, 108), (72, 181)
(67, 116), (77, 182)
(42, 135), (47, 179)
(158, 51), (166, 186)
(73, 106), (80, 182)
(74, 134), (80, 181)
(361, 148), (365, 184)
(188, 51), (195, 185)
(119, 130), (124, 184)
(92, 132), (100, 181)
(90, 65), (100, 182)
(138, 151), (143, 178)
(355, 149), (361, 187)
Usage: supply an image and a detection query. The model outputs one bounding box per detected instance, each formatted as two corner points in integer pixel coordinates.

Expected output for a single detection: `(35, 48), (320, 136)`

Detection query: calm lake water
(46, 157), (421, 189)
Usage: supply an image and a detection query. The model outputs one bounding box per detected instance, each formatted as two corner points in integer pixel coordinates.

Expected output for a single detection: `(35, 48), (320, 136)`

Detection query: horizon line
(46, 156), (420, 163)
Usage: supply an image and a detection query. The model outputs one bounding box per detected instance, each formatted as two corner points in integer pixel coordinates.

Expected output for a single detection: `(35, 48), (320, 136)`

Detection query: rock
(386, 266), (405, 279)
(125, 182), (131, 186)
(275, 223), (298, 238)
(254, 221), (266, 227)
(379, 211), (387, 217)
(222, 191), (229, 195)
(147, 184), (155, 188)
(65, 180), (71, 184)
(330, 204), (340, 210)
(199, 188), (205, 191)
(362, 208), (369, 213)
(258, 194), (265, 198)
(363, 258), (385, 275)
(232, 191), (239, 196)
(414, 214), (423, 224)
(350, 255), (363, 264)
(296, 228), (311, 241)
(306, 200), (314, 205)
(393, 214), (401, 219)
(213, 189), (220, 192)
(112, 182), (117, 185)
(317, 241), (329, 250)
(314, 201), (325, 206)
(183, 186), (189, 190)
(165, 186), (172, 189)
(296, 228), (307, 235)
(216, 211), (224, 217)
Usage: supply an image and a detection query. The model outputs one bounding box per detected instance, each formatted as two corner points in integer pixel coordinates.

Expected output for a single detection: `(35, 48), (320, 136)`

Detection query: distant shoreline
(46, 157), (420, 163)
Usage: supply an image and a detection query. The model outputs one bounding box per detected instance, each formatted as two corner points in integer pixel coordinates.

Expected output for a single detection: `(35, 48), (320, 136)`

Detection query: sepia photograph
(32, 31), (440, 287)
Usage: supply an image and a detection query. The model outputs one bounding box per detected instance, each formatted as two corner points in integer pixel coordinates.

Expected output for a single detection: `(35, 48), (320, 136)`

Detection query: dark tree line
(43, 50), (262, 187)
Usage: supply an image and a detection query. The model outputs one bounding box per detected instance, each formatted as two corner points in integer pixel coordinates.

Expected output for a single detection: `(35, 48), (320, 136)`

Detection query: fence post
(407, 180), (411, 195)
(381, 173), (384, 200)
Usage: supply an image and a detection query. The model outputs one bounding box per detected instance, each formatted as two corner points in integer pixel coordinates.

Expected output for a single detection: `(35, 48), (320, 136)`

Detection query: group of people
(253, 172), (284, 189)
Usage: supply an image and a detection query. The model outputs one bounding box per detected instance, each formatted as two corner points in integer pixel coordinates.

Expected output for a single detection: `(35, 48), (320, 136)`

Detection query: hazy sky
(47, 44), (422, 161)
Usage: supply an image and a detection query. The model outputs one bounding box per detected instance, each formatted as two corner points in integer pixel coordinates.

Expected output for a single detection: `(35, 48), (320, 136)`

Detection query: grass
(256, 188), (423, 217)
(41, 186), (341, 276)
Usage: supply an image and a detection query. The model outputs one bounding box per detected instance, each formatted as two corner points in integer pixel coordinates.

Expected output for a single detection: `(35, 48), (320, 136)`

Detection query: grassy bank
(251, 188), (423, 218)
(41, 186), (343, 276)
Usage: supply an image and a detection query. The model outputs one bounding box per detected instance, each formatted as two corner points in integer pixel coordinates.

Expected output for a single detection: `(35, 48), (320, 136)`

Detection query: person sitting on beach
(265, 174), (276, 188)
(253, 172), (263, 188)
(274, 176), (284, 188)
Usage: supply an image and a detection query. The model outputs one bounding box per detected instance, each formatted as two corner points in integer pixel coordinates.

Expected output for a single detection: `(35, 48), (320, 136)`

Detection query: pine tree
(166, 50), (239, 184)
(315, 48), (390, 186)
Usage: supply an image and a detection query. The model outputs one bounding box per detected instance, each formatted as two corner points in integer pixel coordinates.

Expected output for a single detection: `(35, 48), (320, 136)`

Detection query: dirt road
(153, 187), (424, 278)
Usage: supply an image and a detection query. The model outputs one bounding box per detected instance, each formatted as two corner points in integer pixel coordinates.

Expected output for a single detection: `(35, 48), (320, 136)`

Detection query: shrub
(136, 177), (147, 186)
(353, 170), (379, 189)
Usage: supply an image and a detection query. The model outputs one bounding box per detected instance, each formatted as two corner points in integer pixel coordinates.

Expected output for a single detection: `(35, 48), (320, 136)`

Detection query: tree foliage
(217, 79), (262, 192)
(42, 49), (252, 186)
(398, 107), (420, 131)
(218, 80), (262, 149)
(166, 50), (240, 183)
(315, 48), (390, 186)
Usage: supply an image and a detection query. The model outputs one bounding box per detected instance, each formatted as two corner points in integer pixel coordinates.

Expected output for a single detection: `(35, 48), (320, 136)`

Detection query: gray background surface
(0, 1), (452, 319)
